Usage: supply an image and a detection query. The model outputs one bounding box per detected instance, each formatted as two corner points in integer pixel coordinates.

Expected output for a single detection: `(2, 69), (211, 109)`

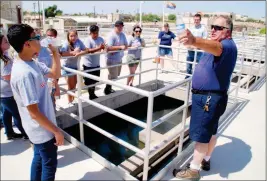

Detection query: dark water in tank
(64, 95), (184, 165)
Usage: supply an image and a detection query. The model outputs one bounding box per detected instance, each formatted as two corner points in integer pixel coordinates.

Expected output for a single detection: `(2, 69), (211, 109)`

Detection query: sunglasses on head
(28, 35), (41, 41)
(211, 25), (229, 31)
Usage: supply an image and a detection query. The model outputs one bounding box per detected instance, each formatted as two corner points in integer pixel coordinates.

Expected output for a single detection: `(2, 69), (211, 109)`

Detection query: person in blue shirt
(185, 13), (208, 79)
(173, 16), (237, 180)
(7, 24), (63, 181)
(157, 23), (176, 72)
(60, 29), (87, 105)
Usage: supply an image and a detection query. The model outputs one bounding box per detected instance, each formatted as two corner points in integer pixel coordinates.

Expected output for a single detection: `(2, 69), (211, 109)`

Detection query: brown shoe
(173, 167), (200, 181)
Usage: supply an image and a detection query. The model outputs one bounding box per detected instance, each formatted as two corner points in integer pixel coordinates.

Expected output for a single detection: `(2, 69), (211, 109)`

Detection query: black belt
(191, 89), (227, 95)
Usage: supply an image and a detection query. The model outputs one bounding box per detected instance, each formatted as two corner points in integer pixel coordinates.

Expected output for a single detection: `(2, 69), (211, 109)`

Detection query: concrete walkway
(0, 130), (121, 180)
(163, 81), (266, 180)
(1, 41), (265, 180)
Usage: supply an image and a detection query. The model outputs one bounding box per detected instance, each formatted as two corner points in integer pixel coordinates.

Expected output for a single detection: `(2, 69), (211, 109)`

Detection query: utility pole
(33, 2), (36, 26)
(16, 5), (22, 24)
(93, 6), (95, 18)
(38, 1), (41, 27)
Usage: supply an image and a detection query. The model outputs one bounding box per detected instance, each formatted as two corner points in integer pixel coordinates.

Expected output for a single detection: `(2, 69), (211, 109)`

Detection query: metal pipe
(56, 106), (145, 156)
(63, 68), (156, 94)
(246, 50), (255, 90)
(66, 90), (147, 128)
(256, 48), (263, 80)
(63, 67), (150, 97)
(139, 59), (142, 86)
(158, 44), (204, 52)
(60, 57), (155, 78)
(178, 81), (191, 154)
(192, 49), (198, 74)
(234, 53), (244, 104)
(77, 57), (84, 143)
(142, 94), (154, 181)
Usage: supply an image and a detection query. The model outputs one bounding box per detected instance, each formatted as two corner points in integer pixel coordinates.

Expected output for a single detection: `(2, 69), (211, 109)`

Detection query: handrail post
(142, 93), (154, 181)
(246, 50), (255, 90)
(178, 81), (191, 154)
(234, 53), (244, 104)
(77, 57), (84, 143)
(139, 58), (142, 86)
(192, 49), (197, 74)
(256, 48), (263, 81)
(156, 46), (159, 87)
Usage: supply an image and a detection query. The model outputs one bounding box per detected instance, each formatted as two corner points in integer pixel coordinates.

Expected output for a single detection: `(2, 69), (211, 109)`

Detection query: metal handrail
(55, 38), (264, 180)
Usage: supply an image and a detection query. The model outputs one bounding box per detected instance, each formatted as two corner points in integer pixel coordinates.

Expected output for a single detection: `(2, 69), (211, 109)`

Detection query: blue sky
(22, 1), (265, 19)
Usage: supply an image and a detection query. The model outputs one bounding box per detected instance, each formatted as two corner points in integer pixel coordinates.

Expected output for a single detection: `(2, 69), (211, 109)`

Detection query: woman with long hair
(60, 29), (87, 105)
(126, 25), (145, 86)
(0, 34), (28, 140)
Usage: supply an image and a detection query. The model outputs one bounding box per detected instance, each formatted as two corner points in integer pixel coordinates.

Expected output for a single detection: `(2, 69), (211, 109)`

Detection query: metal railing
(55, 37), (264, 180)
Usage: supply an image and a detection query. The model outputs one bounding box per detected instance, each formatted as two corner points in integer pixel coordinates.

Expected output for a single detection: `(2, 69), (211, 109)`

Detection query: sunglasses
(135, 30), (141, 33)
(211, 25), (229, 31)
(28, 35), (41, 41)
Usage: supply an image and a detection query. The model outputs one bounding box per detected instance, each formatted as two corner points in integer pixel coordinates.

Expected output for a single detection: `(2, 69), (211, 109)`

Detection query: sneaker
(185, 159), (210, 171)
(23, 135), (29, 140)
(201, 159), (210, 171)
(89, 94), (98, 100)
(7, 133), (23, 140)
(67, 102), (76, 108)
(104, 88), (115, 95)
(173, 167), (200, 181)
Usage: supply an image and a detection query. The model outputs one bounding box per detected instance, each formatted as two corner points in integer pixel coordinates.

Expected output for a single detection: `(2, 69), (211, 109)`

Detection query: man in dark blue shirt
(173, 15), (237, 180)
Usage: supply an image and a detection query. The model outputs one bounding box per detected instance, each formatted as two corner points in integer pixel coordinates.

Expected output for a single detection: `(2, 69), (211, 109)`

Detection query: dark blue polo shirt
(158, 31), (176, 46)
(192, 39), (237, 92)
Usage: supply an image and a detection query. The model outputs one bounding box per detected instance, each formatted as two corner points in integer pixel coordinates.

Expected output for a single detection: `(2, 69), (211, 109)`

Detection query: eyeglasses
(28, 35), (41, 41)
(211, 25), (229, 31)
(135, 31), (141, 33)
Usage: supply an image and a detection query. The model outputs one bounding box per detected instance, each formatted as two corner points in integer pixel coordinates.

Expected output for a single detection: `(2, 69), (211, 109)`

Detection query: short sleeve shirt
(10, 58), (57, 144)
(192, 39), (238, 91)
(60, 39), (86, 68)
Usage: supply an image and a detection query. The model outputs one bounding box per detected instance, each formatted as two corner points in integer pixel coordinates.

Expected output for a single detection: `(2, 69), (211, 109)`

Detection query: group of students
(58, 20), (145, 103)
(1, 13), (237, 181)
(0, 20), (148, 180)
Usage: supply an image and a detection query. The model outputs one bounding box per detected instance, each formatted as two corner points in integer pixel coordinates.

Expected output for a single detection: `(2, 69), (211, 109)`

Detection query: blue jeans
(158, 47), (173, 57)
(0, 96), (27, 136)
(186, 51), (203, 76)
(31, 137), (58, 181)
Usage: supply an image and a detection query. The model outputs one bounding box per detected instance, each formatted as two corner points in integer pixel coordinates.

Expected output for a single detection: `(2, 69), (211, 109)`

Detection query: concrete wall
(56, 80), (164, 129)
(1, 1), (22, 23)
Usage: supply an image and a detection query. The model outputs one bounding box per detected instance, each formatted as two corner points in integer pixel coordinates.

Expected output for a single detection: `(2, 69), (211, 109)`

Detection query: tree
(168, 14), (176, 21)
(44, 5), (63, 18)
(259, 27), (266, 35)
(23, 11), (29, 16)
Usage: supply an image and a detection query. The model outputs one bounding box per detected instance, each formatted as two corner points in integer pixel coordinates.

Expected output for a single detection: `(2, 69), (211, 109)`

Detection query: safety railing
(55, 37), (261, 180)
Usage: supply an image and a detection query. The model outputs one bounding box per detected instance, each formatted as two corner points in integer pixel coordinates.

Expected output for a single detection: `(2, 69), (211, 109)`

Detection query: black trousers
(83, 65), (100, 95)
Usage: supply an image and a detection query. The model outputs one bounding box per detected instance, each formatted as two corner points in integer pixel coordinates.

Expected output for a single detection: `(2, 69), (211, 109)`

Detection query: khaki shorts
(127, 54), (140, 67)
(107, 60), (122, 80)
